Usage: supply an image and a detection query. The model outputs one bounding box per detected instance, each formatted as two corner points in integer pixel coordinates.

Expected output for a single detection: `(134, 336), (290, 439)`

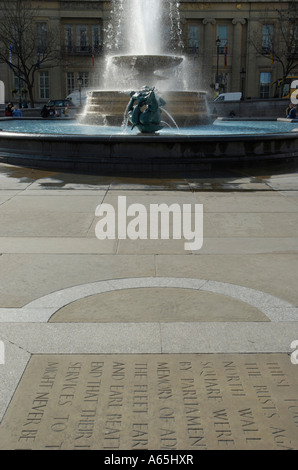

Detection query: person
(47, 105), (56, 117)
(286, 103), (292, 116)
(12, 105), (22, 117)
(22, 99), (28, 108)
(287, 104), (297, 119)
(40, 105), (49, 118)
(5, 102), (13, 116)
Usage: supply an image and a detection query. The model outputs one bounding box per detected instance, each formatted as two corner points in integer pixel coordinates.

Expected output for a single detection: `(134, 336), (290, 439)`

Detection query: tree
(0, 0), (61, 107)
(250, 1), (298, 83)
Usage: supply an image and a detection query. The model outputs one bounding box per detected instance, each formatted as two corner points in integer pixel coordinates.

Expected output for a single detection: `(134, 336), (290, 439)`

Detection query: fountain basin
(0, 119), (297, 173)
(80, 90), (210, 127)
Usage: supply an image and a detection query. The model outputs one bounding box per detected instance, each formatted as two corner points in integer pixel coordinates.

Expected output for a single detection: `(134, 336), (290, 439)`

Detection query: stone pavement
(0, 161), (298, 450)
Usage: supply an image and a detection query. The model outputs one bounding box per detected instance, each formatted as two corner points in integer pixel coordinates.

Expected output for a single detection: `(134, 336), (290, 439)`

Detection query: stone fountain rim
(0, 119), (297, 173)
(0, 128), (297, 142)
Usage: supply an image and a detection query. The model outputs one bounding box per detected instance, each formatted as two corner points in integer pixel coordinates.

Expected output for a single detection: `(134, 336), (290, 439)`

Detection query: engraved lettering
(223, 361), (246, 396)
(238, 408), (261, 442)
(201, 362), (222, 401)
(213, 409), (234, 446)
(131, 423), (148, 448)
(157, 362), (173, 400)
(112, 362), (125, 381)
(108, 385), (124, 407)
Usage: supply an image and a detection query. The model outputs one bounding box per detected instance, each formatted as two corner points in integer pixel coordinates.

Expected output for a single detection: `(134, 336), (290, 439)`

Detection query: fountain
(0, 0), (297, 172)
(79, 0), (210, 128)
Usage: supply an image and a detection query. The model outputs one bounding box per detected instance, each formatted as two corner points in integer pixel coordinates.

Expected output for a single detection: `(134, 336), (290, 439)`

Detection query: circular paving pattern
(50, 287), (267, 323)
(7, 276), (294, 323)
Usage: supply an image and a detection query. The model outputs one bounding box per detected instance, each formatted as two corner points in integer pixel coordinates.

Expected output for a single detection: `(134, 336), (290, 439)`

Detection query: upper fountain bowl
(111, 54), (184, 75)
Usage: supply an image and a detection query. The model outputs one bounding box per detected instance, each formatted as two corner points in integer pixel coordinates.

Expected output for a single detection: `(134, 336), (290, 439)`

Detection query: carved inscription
(18, 361), (59, 444)
(223, 361), (246, 397)
(180, 361), (206, 449)
(1, 354), (298, 450)
(132, 362), (148, 448)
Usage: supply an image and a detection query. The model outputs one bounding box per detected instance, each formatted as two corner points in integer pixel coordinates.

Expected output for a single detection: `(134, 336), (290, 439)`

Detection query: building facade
(0, 0), (296, 106)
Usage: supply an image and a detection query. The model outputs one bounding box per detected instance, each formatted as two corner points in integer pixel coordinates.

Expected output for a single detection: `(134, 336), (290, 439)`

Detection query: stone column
(231, 18), (246, 93)
(202, 18), (216, 90)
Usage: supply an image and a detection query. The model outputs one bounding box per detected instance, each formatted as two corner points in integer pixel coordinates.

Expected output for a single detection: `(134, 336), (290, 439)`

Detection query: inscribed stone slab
(0, 354), (298, 450)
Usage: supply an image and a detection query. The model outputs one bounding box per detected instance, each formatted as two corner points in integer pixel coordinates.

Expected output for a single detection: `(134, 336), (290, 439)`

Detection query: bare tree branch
(249, 1), (298, 85)
(0, 0), (61, 106)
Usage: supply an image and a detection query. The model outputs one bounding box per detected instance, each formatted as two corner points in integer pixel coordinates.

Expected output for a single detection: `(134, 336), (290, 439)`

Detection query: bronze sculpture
(127, 87), (166, 133)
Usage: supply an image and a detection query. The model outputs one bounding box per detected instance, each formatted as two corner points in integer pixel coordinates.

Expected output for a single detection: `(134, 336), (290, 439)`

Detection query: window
(217, 72), (228, 93)
(39, 71), (49, 99)
(67, 72), (75, 95)
(78, 72), (89, 88)
(77, 25), (89, 52)
(65, 25), (74, 53)
(217, 25), (228, 54)
(92, 25), (101, 51)
(282, 83), (291, 98)
(289, 21), (298, 55)
(188, 25), (199, 50)
(37, 22), (47, 50)
(13, 74), (25, 91)
(260, 72), (271, 98)
(64, 23), (102, 55)
(262, 24), (273, 54)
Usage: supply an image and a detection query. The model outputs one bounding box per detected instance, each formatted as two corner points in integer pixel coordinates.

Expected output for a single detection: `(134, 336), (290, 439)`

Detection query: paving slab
(203, 212), (298, 238)
(0, 209), (95, 237)
(196, 237), (298, 254)
(0, 191), (22, 205)
(0, 354), (297, 450)
(0, 254), (156, 307)
(279, 191), (298, 197)
(192, 191), (298, 212)
(1, 194), (105, 212)
(0, 237), (118, 254)
(266, 175), (298, 191)
(155, 254), (298, 304)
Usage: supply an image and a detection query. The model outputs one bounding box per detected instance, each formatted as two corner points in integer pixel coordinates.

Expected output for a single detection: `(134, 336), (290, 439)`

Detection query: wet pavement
(0, 161), (298, 450)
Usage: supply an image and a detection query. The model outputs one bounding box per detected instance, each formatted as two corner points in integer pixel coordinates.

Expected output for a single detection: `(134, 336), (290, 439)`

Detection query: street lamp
(78, 75), (83, 106)
(215, 37), (221, 94)
(240, 68), (246, 100)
